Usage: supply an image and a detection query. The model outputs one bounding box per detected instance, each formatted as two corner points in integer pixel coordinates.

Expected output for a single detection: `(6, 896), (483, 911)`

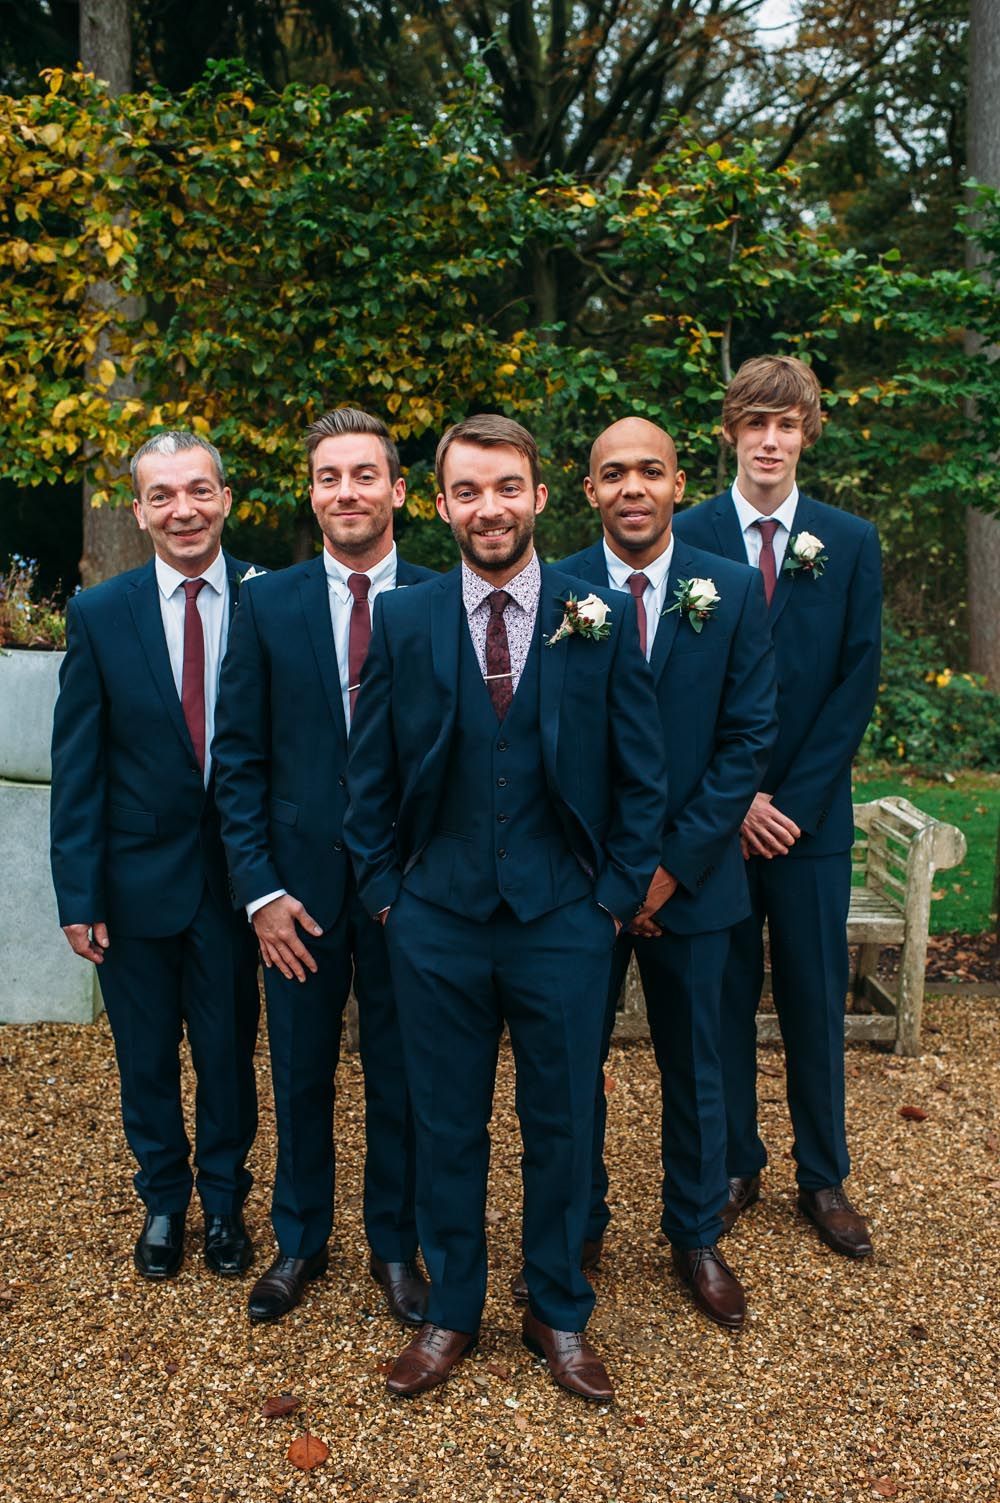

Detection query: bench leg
(896, 929), (930, 1057)
(852, 942), (880, 1001)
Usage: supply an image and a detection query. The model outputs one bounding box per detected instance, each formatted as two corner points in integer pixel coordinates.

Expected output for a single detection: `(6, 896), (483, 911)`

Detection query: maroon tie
(181, 578), (207, 770)
(755, 519), (779, 607)
(485, 589), (513, 721)
(627, 571), (650, 658)
(347, 572), (372, 722)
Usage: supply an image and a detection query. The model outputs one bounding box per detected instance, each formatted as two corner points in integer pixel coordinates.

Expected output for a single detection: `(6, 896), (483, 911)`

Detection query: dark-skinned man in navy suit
(213, 408), (434, 1326)
(674, 356), (882, 1259)
(554, 417), (777, 1330)
(50, 431), (261, 1283)
(345, 416), (669, 1401)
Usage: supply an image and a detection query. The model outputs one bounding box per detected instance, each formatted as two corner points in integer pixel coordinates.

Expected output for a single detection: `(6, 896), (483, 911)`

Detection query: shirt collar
(155, 548), (227, 601)
(731, 480), (799, 535)
(324, 544), (397, 602)
(462, 551), (541, 615)
(603, 534), (674, 592)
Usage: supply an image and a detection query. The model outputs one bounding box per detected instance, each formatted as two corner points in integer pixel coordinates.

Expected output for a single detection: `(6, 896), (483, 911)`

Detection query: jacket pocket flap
(108, 804), (157, 835)
(270, 798), (299, 826)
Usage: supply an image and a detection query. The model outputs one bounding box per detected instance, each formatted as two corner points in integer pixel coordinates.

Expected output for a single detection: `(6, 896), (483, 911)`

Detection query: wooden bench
(615, 796), (967, 1057)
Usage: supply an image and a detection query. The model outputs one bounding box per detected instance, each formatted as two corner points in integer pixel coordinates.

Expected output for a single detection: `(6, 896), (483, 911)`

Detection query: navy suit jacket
(212, 551), (435, 932)
(673, 490), (882, 857)
(50, 550), (250, 938)
(559, 539), (777, 932)
(344, 563), (668, 924)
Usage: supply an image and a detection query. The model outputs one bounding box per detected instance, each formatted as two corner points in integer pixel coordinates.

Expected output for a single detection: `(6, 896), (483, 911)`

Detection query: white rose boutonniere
(237, 565), (267, 585)
(665, 576), (720, 634)
(546, 592), (612, 647)
(783, 532), (827, 579)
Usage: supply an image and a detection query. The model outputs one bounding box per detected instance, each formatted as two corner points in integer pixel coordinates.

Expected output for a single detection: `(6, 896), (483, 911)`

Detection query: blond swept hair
(722, 356), (823, 447)
(305, 407), (401, 481)
(435, 414), (541, 491)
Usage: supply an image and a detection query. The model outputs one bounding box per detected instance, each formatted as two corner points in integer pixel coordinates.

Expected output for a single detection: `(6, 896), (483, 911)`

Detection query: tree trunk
(78, 0), (151, 588)
(966, 0), (1000, 685)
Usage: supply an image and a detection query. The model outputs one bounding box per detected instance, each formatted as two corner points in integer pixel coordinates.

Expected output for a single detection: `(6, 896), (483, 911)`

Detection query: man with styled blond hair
(674, 355), (882, 1260)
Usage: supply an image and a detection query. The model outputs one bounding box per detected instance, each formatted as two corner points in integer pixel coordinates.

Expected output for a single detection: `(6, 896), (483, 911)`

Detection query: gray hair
(130, 431), (226, 495)
(305, 407), (401, 482)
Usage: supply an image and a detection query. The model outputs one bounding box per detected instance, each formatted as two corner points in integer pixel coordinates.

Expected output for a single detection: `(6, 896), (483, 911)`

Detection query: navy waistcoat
(402, 616), (592, 922)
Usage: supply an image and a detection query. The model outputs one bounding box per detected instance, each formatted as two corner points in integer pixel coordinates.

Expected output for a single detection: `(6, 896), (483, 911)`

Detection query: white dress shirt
(731, 481), (799, 573)
(602, 535), (674, 660)
(154, 549), (229, 787)
(324, 544), (398, 727)
(247, 545), (399, 921)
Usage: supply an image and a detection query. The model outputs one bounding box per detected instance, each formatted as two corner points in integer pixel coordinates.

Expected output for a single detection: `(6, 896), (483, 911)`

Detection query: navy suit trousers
(96, 882), (260, 1216)
(723, 851), (852, 1190)
(263, 888), (417, 1262)
(386, 890), (615, 1335)
(589, 929), (730, 1248)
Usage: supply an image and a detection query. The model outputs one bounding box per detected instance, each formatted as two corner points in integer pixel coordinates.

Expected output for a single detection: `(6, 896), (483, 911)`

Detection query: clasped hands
(740, 791), (801, 859)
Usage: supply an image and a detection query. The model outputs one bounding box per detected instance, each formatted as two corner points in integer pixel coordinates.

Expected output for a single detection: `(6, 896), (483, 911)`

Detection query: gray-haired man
(50, 431), (262, 1283)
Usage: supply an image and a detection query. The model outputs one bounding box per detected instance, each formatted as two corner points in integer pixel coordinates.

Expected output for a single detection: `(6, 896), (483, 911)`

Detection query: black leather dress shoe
(204, 1213), (254, 1277)
(370, 1255), (429, 1326)
(134, 1212), (186, 1280)
(247, 1248), (328, 1323)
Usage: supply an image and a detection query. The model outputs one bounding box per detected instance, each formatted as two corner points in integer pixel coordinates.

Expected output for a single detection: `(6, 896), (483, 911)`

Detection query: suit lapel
(224, 551), (244, 624)
(648, 541), (698, 684)
(769, 494), (817, 628)
(708, 490), (747, 563)
(539, 566), (571, 784)
(429, 571), (461, 736)
(298, 556), (349, 747)
(126, 561), (198, 762)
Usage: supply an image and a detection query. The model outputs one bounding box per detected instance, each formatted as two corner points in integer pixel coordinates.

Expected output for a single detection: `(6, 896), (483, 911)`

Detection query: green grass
(852, 768), (1000, 934)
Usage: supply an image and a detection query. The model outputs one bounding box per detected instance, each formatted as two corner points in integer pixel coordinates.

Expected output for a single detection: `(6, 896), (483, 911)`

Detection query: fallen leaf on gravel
(630, 1415), (647, 1427)
(899, 1105), (928, 1121)
(604, 1076), (617, 1094)
(908, 1323), (929, 1340)
(110, 1450), (129, 1463)
(376, 1359), (394, 1376)
(514, 1414), (528, 1432)
(872, 1478), (898, 1497)
(165, 1361), (180, 1375)
(485, 1208), (502, 1224)
(985, 1134), (999, 1154)
(287, 1433), (329, 1470)
(261, 1394), (300, 1418)
(486, 1362), (510, 1380)
(934, 1078), (952, 1092)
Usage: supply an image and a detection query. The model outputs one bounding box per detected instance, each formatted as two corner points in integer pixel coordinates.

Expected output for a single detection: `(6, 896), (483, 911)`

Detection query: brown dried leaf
(631, 1414), (647, 1427)
(604, 1076), (617, 1094)
(376, 1359), (394, 1376)
(164, 1361), (180, 1375)
(485, 1208), (502, 1224)
(908, 1323), (929, 1341)
(485, 1362), (510, 1380)
(261, 1394), (300, 1418)
(985, 1134), (1000, 1155)
(872, 1479), (898, 1498)
(514, 1414), (528, 1432)
(899, 1105), (928, 1122)
(287, 1433), (329, 1471)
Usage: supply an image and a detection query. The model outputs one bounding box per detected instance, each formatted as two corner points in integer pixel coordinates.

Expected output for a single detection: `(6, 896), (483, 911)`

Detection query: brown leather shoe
(522, 1311), (613, 1401)
(798, 1186), (873, 1258)
(386, 1324), (477, 1397)
(671, 1244), (746, 1330)
(511, 1238), (603, 1304)
(718, 1174), (761, 1237)
(247, 1248), (328, 1323)
(369, 1255), (429, 1326)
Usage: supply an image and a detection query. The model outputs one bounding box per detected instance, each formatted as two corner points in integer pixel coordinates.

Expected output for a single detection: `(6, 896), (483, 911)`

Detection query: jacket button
(497, 814), (509, 824)
(333, 840), (344, 852)
(497, 740), (508, 751)
(338, 775), (346, 788)
(497, 848), (508, 860)
(497, 776), (508, 787)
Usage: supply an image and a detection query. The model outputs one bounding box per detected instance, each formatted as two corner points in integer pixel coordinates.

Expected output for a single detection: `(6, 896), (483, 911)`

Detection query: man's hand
(377, 907), (390, 927)
(741, 792), (801, 859)
(628, 865), (678, 938)
(62, 923), (110, 964)
(252, 895), (323, 982)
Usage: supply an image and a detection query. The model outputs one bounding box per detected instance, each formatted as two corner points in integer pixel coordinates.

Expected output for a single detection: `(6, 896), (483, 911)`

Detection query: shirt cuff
(247, 889), (286, 920)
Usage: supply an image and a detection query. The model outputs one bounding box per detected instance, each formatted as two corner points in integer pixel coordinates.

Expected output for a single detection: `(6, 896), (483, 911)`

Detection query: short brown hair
(722, 356), (823, 447)
(435, 414), (541, 491)
(305, 407), (401, 481)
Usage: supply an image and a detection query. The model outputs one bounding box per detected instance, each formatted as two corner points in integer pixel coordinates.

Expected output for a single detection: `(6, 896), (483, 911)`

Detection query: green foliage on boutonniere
(546, 592), (612, 646)
(783, 532), (827, 578)
(665, 576), (720, 634)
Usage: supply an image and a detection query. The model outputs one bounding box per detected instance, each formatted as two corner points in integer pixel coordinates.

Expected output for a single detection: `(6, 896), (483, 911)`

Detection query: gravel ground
(0, 990), (997, 1503)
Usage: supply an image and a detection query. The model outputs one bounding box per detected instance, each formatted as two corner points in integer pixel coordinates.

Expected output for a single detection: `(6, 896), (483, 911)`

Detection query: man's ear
(583, 476), (599, 511)
(133, 498), (148, 532)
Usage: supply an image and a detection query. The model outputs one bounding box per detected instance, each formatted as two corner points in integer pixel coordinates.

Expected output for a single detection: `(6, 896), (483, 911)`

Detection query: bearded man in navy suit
(674, 356), (882, 1258)
(345, 415), (668, 1401)
(213, 408), (434, 1327)
(50, 431), (261, 1283)
(556, 418), (777, 1329)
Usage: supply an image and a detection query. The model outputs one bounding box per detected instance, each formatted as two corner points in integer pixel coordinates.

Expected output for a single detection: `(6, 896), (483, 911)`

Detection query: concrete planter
(0, 647), (64, 783)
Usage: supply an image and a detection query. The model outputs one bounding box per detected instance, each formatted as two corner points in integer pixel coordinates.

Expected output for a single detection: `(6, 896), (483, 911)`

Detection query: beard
(449, 514), (535, 576)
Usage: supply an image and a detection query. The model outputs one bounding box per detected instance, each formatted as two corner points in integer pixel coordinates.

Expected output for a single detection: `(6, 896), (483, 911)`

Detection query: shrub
(0, 555), (67, 649)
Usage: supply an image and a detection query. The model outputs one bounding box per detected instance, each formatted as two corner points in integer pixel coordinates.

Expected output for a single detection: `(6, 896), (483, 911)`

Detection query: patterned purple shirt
(461, 553), (541, 695)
